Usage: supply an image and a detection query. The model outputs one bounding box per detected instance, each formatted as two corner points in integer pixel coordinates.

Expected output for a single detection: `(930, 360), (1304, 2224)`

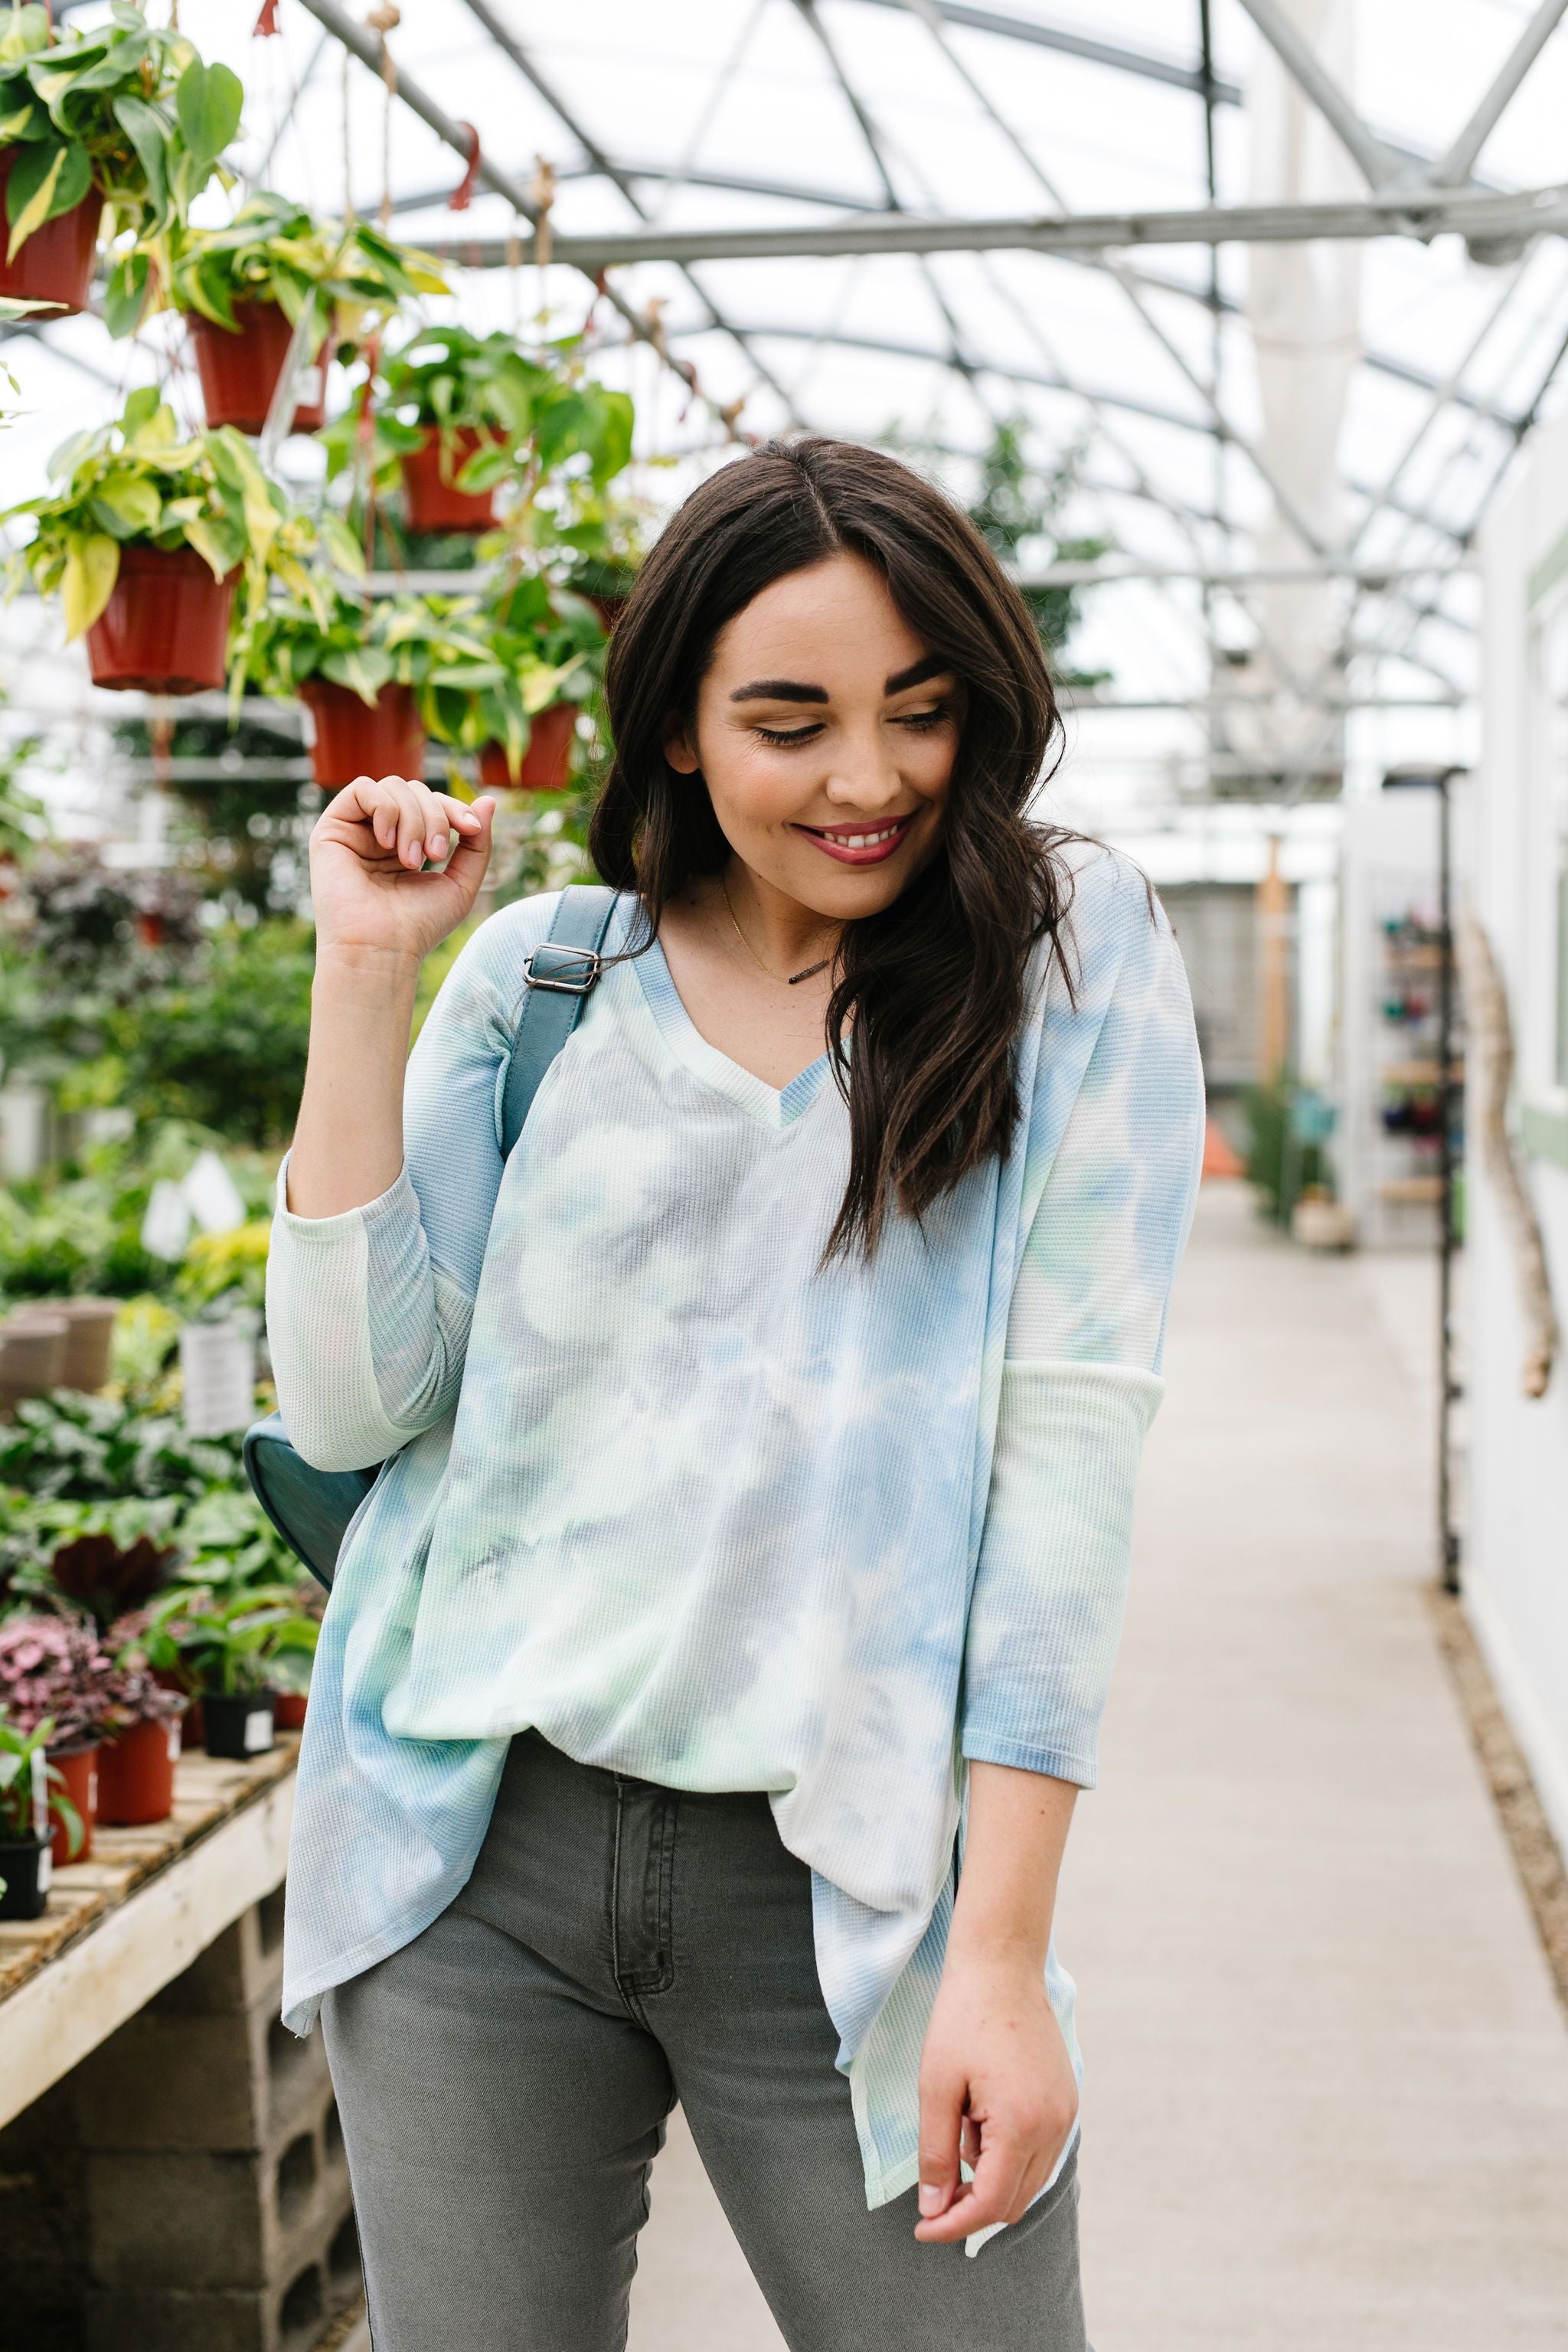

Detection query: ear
(663, 715), (701, 775)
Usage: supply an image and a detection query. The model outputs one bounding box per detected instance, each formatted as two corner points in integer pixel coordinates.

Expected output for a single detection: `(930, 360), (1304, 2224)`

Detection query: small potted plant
(41, 1496), (182, 1629)
(368, 325), (551, 532)
(0, 1707), (82, 1919)
(168, 192), (446, 437)
(97, 1622), (188, 1826)
(0, 5), (240, 322)
(140, 1585), (318, 1759)
(242, 580), (501, 788)
(458, 573), (603, 792)
(3, 387), (328, 694)
(0, 1615), (113, 1863)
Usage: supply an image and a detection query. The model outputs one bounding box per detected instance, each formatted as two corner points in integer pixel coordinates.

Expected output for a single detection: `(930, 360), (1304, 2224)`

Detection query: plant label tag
(243, 1711), (273, 1754)
(168, 1723), (182, 1762)
(36, 1846), (51, 1893)
(30, 1749), (47, 1840)
(180, 1319), (256, 1438)
(298, 366), (324, 405)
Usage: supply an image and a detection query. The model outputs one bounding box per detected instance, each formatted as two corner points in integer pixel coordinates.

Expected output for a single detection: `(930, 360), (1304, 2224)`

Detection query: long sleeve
(959, 871), (1205, 1785)
(265, 893), (560, 1472)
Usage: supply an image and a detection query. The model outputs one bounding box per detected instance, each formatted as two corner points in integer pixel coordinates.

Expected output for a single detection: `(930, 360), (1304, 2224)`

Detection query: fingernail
(917, 2184), (942, 2216)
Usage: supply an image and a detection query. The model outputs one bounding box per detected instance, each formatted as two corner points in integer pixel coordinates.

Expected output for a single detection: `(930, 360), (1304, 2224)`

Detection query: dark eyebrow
(729, 677), (828, 704)
(885, 653), (951, 694)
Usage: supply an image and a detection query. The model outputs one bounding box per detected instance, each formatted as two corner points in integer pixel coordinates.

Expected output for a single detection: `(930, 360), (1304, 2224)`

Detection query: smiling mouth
(795, 813), (917, 864)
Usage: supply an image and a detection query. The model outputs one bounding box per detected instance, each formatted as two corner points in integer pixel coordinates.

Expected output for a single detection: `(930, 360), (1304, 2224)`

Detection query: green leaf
(453, 442), (514, 495)
(174, 57), (242, 174)
(0, 99), (42, 142)
(111, 90), (169, 220)
(204, 428), (280, 569)
(61, 532), (119, 639)
(182, 513), (243, 581)
(4, 140), (80, 260)
(89, 472), (162, 534)
(101, 250), (151, 341)
(322, 646), (393, 706)
(119, 384), (165, 443)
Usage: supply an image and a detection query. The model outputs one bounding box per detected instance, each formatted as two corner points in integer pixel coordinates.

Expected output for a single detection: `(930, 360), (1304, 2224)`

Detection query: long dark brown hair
(589, 435), (1080, 1259)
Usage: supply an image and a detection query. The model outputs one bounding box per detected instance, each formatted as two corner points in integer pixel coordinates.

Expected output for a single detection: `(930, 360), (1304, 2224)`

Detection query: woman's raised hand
(309, 773), (496, 967)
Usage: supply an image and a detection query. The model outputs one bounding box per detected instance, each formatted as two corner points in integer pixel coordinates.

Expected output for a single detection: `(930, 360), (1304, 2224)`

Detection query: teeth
(829, 825), (900, 848)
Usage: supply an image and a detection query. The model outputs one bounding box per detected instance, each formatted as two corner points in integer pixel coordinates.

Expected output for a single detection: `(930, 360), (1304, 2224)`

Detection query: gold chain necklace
(720, 875), (832, 986)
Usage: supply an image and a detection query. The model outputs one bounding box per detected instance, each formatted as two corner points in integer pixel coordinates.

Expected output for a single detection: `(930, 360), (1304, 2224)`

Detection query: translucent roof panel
(8, 0), (1568, 814)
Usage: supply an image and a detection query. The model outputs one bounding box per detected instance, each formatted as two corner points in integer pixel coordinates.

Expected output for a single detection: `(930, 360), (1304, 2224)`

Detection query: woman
(270, 436), (1204, 2350)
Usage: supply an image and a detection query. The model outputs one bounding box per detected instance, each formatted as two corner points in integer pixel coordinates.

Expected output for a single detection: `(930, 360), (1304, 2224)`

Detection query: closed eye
(755, 722), (825, 746)
(894, 704), (952, 731)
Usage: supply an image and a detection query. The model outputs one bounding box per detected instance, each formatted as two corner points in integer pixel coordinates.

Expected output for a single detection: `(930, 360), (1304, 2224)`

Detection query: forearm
(949, 1760), (1077, 1973)
(287, 944), (422, 1217)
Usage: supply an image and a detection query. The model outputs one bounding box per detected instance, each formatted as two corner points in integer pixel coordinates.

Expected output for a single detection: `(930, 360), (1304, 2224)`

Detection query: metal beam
(480, 185), (1568, 266)
(849, 0), (1243, 100)
(290, 0), (752, 436)
(1429, 0), (1568, 188)
(1019, 557), (1474, 589)
(456, 0), (799, 426)
(1233, 0), (1404, 191)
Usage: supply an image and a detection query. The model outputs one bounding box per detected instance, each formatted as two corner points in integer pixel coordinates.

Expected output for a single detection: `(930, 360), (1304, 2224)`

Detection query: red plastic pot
(401, 426), (496, 533)
(49, 1742), (98, 1867)
(98, 1713), (182, 1828)
(478, 703), (578, 792)
(188, 299), (325, 436)
(301, 679), (426, 790)
(0, 147), (101, 315)
(272, 1690), (309, 1733)
(85, 544), (237, 695)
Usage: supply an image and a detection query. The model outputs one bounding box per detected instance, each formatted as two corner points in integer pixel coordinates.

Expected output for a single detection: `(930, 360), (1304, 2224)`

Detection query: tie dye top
(268, 837), (1204, 2228)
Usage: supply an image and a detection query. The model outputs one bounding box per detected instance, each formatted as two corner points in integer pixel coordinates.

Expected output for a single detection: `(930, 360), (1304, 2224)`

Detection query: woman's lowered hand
(913, 1947), (1078, 2243)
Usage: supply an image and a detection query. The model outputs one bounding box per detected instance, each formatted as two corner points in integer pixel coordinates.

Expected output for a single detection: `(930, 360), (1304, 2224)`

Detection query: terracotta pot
(0, 147), (102, 315)
(60, 1298), (118, 1390)
(98, 1713), (181, 1827)
(272, 1690), (309, 1732)
(188, 299), (325, 436)
(0, 1314), (68, 1407)
(400, 426), (496, 533)
(201, 1689), (276, 1760)
(85, 544), (237, 695)
(0, 1833), (51, 1921)
(301, 679), (425, 790)
(478, 703), (578, 792)
(48, 1742), (98, 1867)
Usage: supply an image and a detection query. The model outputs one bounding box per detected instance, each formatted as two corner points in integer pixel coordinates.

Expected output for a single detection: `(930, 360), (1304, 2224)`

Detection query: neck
(721, 858), (839, 976)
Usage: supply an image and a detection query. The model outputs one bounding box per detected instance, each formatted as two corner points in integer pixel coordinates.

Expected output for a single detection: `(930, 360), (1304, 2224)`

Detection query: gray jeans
(322, 1728), (1088, 2351)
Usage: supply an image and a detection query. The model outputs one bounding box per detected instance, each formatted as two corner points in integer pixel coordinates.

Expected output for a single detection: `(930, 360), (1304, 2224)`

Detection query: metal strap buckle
(523, 944), (603, 996)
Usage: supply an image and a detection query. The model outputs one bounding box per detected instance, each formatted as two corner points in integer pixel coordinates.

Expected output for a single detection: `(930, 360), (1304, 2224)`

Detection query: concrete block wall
(60, 1887), (362, 2352)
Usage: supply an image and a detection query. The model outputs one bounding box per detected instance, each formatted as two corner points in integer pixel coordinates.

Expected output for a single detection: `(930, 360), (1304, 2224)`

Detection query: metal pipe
(472, 185), (1568, 266)
(1233, 0), (1404, 189)
(1429, 0), (1568, 188)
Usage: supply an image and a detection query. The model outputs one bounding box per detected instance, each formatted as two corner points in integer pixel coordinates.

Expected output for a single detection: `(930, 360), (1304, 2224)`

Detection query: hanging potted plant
(242, 580), (502, 789)
(0, 1708), (81, 1919)
(140, 1584), (320, 1760)
(0, 5), (240, 325)
(3, 387), (323, 694)
(371, 326), (557, 532)
(0, 1615), (113, 1864)
(167, 192), (447, 437)
(456, 573), (604, 792)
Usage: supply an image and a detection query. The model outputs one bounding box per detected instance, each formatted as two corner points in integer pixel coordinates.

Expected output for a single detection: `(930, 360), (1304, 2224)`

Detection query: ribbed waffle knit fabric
(267, 838), (1204, 2231)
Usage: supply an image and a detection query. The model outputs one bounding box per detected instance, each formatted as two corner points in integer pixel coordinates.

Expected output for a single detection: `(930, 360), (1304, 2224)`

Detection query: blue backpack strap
(499, 884), (621, 1158)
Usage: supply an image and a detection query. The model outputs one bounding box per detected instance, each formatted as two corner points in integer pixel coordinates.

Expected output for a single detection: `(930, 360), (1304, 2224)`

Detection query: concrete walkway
(629, 1181), (1568, 2349)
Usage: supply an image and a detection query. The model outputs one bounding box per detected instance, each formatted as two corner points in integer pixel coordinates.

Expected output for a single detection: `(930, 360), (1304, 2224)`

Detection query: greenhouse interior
(1, 2), (1566, 2347)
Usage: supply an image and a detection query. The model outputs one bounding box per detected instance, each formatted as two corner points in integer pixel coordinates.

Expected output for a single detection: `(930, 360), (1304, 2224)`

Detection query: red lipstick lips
(796, 813), (916, 867)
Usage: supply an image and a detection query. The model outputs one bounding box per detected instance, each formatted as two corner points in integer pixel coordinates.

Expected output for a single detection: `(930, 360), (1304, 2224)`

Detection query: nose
(819, 718), (906, 814)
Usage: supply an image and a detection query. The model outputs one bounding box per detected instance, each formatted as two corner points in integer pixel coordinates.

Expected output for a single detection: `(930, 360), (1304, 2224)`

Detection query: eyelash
(754, 705), (952, 747)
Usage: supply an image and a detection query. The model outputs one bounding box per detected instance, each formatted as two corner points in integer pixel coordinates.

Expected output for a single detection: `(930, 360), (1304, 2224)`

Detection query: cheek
(702, 736), (821, 831)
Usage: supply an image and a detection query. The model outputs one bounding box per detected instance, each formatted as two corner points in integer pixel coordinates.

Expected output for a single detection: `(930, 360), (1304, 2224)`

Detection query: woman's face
(665, 551), (962, 918)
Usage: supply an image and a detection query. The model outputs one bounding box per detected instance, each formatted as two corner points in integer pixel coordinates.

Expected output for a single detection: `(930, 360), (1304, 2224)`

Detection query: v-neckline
(629, 920), (835, 1131)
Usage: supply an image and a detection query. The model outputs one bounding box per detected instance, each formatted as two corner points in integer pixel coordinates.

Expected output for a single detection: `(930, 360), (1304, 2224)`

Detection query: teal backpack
(243, 885), (621, 1591)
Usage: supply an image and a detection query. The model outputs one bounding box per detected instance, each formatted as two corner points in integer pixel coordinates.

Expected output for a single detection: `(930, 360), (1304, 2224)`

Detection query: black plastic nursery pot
(201, 1689), (276, 1760)
(0, 1832), (53, 1922)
